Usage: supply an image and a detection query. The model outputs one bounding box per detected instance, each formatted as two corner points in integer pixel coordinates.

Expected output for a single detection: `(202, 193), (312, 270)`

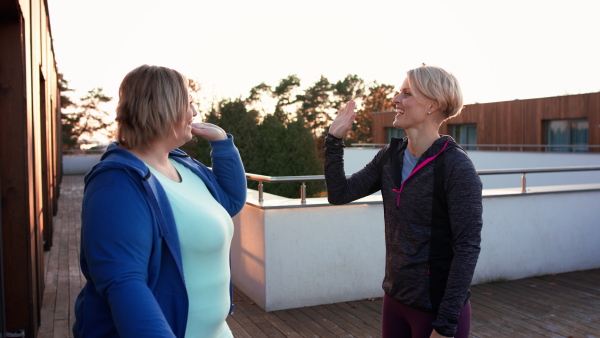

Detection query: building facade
(0, 0), (62, 336)
(372, 92), (600, 152)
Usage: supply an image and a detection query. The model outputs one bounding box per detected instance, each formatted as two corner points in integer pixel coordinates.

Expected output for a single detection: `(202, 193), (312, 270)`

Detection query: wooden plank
(225, 316), (252, 338)
(498, 276), (600, 332)
(307, 305), (370, 338)
(260, 312), (304, 338)
(232, 296), (285, 338)
(473, 282), (591, 337)
(290, 306), (346, 337)
(228, 305), (268, 338)
(324, 303), (380, 337)
(335, 301), (381, 331)
(470, 296), (560, 337)
(358, 297), (382, 315)
(272, 309), (321, 338)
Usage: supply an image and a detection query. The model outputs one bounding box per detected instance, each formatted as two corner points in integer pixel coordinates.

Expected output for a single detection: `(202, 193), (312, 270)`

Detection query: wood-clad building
(0, 0), (62, 336)
(372, 92), (600, 152)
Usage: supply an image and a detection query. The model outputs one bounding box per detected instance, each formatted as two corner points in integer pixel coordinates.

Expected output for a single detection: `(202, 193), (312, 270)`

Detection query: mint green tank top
(147, 159), (234, 338)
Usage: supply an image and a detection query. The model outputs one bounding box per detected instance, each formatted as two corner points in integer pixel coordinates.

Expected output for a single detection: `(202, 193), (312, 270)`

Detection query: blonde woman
(73, 65), (246, 338)
(325, 65), (482, 338)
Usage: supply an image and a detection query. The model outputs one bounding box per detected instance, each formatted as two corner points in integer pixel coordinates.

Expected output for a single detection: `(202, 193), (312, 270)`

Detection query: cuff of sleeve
(325, 133), (345, 147)
(432, 319), (457, 337)
(209, 134), (234, 154)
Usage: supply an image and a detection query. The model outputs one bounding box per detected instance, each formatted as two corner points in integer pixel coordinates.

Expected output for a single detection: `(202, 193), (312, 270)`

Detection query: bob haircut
(407, 65), (463, 120)
(116, 65), (189, 150)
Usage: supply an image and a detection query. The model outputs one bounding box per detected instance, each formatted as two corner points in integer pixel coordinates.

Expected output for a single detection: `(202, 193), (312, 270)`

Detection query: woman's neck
(126, 143), (181, 182)
(405, 127), (441, 158)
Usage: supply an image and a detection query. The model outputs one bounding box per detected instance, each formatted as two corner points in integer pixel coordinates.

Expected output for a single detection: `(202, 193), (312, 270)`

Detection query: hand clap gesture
(329, 100), (357, 138)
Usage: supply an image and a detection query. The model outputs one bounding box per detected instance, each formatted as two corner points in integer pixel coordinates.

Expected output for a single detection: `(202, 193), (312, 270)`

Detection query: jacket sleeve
(432, 149), (483, 337)
(81, 174), (176, 337)
(208, 134), (247, 216)
(324, 135), (388, 205)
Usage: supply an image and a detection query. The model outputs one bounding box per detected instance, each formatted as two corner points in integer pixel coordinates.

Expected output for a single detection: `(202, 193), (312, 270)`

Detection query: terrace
(44, 147), (600, 337)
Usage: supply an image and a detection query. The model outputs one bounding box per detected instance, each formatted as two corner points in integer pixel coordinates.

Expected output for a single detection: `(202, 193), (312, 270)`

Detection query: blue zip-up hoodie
(73, 135), (246, 338)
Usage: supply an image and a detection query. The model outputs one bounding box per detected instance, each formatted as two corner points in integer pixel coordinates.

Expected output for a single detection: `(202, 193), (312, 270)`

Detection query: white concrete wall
(231, 185), (600, 311)
(230, 207), (267, 308)
(473, 188), (600, 284)
(263, 205), (385, 311)
(63, 154), (102, 175)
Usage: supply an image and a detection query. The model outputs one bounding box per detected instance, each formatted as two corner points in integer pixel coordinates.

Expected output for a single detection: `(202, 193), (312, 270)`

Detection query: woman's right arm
(324, 100), (387, 204)
(81, 174), (176, 337)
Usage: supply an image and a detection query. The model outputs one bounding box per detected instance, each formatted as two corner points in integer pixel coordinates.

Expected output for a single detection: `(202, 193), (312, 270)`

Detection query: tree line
(60, 73), (397, 198)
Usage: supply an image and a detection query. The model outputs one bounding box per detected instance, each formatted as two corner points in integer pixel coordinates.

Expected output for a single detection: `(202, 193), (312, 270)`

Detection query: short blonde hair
(116, 65), (189, 150)
(407, 65), (463, 120)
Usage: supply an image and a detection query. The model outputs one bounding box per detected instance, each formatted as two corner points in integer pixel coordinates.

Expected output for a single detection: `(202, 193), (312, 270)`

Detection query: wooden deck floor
(38, 175), (600, 338)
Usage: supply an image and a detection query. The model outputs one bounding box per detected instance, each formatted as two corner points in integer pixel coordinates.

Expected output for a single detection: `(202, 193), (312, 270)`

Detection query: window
(386, 128), (405, 143)
(449, 124), (477, 150)
(545, 119), (588, 152)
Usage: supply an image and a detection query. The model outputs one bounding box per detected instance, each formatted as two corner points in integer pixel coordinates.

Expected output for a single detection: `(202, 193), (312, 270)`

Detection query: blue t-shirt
(147, 159), (234, 338)
(402, 149), (420, 183)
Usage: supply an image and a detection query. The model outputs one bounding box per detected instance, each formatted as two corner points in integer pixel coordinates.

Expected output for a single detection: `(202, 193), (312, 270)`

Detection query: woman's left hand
(191, 123), (228, 141)
(430, 329), (452, 338)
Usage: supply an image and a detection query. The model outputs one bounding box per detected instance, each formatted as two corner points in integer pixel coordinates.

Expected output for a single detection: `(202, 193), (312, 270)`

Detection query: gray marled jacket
(324, 135), (482, 337)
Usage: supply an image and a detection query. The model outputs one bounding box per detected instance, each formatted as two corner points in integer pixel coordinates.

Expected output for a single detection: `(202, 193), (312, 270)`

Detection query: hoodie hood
(84, 142), (194, 188)
(84, 142), (148, 187)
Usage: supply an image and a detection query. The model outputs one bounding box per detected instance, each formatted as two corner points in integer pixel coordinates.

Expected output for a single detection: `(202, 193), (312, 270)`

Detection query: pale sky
(48, 0), (600, 112)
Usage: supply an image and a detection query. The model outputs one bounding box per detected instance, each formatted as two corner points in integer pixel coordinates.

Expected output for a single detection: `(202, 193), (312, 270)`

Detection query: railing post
(300, 182), (306, 204)
(521, 173), (526, 193)
(258, 182), (264, 203)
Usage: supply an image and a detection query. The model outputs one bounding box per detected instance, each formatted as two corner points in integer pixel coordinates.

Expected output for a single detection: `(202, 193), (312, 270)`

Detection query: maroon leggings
(382, 294), (471, 338)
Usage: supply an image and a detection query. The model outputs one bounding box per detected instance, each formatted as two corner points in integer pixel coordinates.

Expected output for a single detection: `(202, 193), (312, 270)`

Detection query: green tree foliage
(183, 99), (260, 168)
(58, 74), (75, 109)
(331, 74), (367, 145)
(296, 76), (333, 137)
(273, 75), (301, 107)
(59, 75), (114, 149)
(350, 83), (397, 144)
(332, 74), (366, 109)
(181, 94), (321, 198)
(181, 74), (396, 199)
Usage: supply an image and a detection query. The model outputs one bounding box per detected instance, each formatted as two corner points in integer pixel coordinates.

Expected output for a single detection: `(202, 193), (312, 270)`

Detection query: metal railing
(350, 143), (600, 151)
(62, 149), (105, 155)
(246, 165), (600, 204)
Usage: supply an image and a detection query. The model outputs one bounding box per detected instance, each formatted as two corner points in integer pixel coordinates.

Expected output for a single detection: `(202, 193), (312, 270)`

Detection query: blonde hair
(407, 65), (463, 120)
(116, 65), (189, 150)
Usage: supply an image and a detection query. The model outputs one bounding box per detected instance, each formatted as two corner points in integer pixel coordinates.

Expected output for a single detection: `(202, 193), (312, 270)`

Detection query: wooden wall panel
(0, 0), (61, 335)
(0, 14), (35, 334)
(377, 92), (600, 152)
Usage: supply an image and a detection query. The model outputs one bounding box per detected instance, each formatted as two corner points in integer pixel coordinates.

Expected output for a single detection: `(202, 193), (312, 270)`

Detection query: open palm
(329, 100), (357, 138)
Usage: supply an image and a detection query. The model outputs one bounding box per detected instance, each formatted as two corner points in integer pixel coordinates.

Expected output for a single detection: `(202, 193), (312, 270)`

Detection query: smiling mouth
(395, 108), (405, 114)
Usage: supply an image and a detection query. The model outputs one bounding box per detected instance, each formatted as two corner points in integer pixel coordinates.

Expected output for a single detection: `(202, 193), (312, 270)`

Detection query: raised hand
(329, 100), (357, 138)
(191, 123), (228, 141)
